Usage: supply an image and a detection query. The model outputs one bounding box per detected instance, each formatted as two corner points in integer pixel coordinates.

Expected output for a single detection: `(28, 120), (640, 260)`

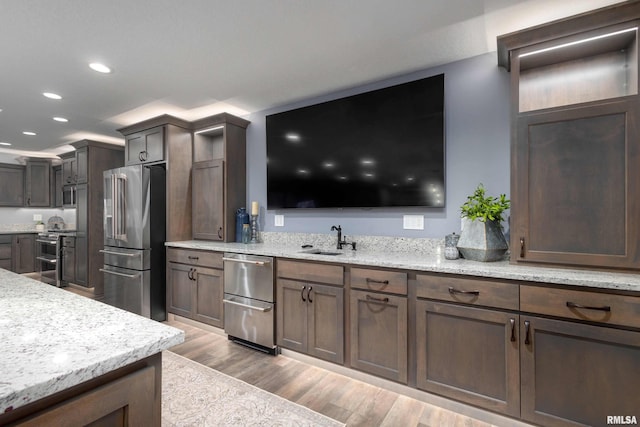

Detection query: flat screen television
(266, 73), (445, 209)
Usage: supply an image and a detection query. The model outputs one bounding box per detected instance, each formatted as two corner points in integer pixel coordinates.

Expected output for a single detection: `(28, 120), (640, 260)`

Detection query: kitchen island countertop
(0, 269), (184, 414)
(166, 240), (640, 293)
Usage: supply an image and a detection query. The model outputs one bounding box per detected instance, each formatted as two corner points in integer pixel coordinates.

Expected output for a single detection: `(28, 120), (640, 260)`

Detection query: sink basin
(299, 249), (343, 256)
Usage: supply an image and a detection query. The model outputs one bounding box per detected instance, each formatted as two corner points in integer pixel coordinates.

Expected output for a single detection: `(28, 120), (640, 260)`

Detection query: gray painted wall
(246, 52), (511, 239)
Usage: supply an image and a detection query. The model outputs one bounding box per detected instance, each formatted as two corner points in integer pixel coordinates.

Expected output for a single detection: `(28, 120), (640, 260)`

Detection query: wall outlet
(403, 214), (424, 230)
(274, 214), (284, 227)
(33, 214), (42, 221)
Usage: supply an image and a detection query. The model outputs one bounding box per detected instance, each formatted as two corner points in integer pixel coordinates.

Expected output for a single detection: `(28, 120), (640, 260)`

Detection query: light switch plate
(33, 214), (42, 221)
(274, 214), (284, 227)
(403, 214), (424, 230)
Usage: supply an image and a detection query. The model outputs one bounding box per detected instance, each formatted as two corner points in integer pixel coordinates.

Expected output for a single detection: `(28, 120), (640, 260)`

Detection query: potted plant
(457, 184), (510, 262)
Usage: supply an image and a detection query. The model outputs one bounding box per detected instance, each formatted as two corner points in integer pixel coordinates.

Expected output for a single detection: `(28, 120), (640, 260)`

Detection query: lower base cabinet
(13, 234), (35, 274)
(277, 279), (344, 363)
(167, 249), (224, 328)
(350, 289), (407, 383)
(1, 353), (161, 426)
(415, 300), (520, 417)
(521, 316), (640, 427)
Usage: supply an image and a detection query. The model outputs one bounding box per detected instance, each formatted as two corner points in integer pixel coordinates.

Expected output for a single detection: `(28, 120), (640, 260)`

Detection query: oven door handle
(100, 268), (140, 279)
(222, 257), (271, 266)
(223, 298), (273, 313)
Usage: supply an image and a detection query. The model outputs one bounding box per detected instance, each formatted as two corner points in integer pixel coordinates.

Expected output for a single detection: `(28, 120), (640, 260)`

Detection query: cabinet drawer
(62, 236), (75, 247)
(521, 286), (640, 329)
(416, 274), (519, 311)
(277, 259), (343, 286)
(166, 248), (223, 269)
(351, 267), (407, 295)
(0, 235), (12, 244)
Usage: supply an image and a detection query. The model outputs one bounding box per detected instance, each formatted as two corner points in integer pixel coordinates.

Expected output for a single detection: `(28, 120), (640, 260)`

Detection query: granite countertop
(166, 240), (640, 293)
(0, 269), (184, 413)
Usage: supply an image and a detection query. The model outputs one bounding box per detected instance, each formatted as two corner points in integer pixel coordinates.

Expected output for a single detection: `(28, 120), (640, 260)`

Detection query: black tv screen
(266, 74), (445, 209)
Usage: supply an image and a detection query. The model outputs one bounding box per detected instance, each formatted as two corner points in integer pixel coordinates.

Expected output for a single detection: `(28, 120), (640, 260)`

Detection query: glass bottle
(242, 223), (251, 244)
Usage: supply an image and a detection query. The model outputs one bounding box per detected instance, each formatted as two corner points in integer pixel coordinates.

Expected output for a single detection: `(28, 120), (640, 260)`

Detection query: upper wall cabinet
(25, 159), (51, 207)
(498, 2), (640, 271)
(0, 164), (25, 206)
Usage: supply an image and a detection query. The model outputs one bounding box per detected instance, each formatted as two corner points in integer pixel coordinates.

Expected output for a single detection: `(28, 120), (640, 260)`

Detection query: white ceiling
(0, 0), (624, 160)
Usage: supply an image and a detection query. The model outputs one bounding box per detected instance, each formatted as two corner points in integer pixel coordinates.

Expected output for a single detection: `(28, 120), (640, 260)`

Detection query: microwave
(62, 185), (76, 207)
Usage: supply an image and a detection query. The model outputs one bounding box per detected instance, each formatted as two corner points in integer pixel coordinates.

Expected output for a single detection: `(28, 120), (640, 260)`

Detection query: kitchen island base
(1, 353), (161, 427)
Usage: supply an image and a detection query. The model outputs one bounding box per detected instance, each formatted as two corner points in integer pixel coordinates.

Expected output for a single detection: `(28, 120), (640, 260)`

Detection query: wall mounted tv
(266, 73), (445, 209)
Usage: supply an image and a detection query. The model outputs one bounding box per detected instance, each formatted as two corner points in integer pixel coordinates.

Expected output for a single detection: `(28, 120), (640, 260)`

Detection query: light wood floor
(165, 318), (514, 427)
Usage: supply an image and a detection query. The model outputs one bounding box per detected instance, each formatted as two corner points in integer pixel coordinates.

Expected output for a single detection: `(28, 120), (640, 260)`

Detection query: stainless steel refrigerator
(101, 164), (166, 321)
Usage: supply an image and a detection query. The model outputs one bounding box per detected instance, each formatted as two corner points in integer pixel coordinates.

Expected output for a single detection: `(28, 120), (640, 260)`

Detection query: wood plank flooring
(165, 318), (516, 427)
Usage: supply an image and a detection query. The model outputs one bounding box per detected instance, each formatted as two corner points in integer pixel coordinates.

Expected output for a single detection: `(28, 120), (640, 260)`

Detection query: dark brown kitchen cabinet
(192, 160), (224, 240)
(0, 235), (11, 270)
(119, 115), (193, 243)
(62, 140), (123, 293)
(191, 114), (249, 242)
(75, 146), (88, 183)
(498, 2), (640, 271)
(414, 273), (520, 416)
(60, 152), (76, 184)
(350, 267), (408, 383)
(12, 233), (35, 273)
(74, 184), (88, 286)
(277, 279), (344, 363)
(61, 236), (75, 284)
(350, 289), (407, 383)
(53, 165), (63, 207)
(415, 301), (520, 417)
(277, 259), (344, 364)
(125, 126), (165, 165)
(520, 316), (640, 427)
(0, 164), (25, 206)
(167, 248), (224, 327)
(25, 159), (50, 207)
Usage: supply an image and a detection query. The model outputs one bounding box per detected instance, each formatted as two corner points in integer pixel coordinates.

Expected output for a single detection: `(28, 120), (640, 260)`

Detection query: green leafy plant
(460, 184), (510, 223)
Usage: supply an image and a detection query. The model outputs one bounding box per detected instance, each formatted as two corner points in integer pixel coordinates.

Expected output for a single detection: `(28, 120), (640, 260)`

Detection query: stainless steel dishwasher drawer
(223, 294), (275, 349)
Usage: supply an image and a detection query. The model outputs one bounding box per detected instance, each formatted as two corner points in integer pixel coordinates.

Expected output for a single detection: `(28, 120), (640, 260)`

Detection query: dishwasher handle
(223, 257), (271, 266)
(223, 298), (273, 313)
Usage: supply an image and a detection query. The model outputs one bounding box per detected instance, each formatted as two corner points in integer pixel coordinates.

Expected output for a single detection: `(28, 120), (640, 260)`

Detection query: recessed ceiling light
(23, 131), (37, 136)
(0, 142), (11, 146)
(53, 117), (69, 123)
(43, 92), (62, 100)
(89, 62), (112, 73)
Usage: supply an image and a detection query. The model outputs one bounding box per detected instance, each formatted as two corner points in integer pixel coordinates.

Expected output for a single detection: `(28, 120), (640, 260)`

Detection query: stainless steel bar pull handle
(99, 249), (136, 257)
(100, 268), (139, 279)
(222, 257), (270, 266)
(223, 299), (272, 313)
(109, 174), (116, 239)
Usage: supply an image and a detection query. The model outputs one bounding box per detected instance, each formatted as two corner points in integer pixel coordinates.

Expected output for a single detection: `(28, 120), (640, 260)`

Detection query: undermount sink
(299, 249), (343, 256)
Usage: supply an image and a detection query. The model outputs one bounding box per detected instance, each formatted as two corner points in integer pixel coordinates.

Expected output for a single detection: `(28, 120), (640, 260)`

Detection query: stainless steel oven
(223, 253), (276, 353)
(36, 233), (61, 287)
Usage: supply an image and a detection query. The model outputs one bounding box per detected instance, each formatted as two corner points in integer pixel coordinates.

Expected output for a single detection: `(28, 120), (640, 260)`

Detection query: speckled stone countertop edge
(0, 270), (185, 413)
(165, 240), (640, 293)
